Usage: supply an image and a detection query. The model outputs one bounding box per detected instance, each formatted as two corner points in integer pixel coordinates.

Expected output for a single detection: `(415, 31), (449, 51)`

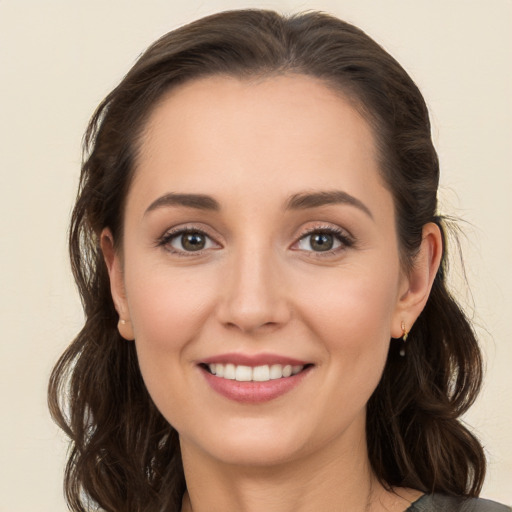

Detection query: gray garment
(407, 494), (511, 511)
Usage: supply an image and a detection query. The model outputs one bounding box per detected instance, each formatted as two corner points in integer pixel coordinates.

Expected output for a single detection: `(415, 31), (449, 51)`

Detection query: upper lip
(200, 353), (311, 367)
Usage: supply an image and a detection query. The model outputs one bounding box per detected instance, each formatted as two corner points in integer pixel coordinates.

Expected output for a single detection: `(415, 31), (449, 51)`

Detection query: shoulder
(408, 494), (511, 512)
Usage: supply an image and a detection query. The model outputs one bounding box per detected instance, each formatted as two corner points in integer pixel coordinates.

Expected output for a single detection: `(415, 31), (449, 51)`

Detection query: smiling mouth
(201, 363), (312, 382)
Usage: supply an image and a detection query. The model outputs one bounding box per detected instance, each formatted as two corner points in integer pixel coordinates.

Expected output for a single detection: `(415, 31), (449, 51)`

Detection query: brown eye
(180, 232), (206, 251)
(309, 233), (334, 251)
(165, 230), (217, 253)
(298, 232), (340, 252)
(294, 228), (353, 254)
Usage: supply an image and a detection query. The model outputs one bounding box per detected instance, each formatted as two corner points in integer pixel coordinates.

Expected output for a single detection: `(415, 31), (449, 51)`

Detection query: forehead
(130, 74), (388, 213)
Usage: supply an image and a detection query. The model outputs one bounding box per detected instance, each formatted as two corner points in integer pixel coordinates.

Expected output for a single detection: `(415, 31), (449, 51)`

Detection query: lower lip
(200, 366), (312, 404)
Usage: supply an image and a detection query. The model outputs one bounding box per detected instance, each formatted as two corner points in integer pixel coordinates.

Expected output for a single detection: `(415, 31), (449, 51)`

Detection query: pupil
(311, 233), (333, 251)
(182, 233), (205, 251)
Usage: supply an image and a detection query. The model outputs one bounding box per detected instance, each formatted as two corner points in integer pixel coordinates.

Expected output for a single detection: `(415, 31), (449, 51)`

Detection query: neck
(180, 425), (381, 512)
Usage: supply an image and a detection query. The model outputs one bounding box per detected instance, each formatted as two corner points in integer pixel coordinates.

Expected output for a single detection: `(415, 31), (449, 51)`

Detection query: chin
(180, 410), (352, 469)
(207, 436), (308, 468)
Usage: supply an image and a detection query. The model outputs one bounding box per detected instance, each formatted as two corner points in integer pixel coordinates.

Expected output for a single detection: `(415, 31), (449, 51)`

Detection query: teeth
(207, 363), (304, 382)
(269, 364), (283, 379)
(253, 365), (270, 382)
(224, 363), (236, 380)
(235, 365), (252, 381)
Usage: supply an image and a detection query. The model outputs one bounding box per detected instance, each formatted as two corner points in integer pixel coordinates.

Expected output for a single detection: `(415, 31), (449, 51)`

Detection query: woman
(48, 9), (510, 512)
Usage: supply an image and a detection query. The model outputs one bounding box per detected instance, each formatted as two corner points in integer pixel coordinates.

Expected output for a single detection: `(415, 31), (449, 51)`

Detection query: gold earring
(400, 321), (409, 357)
(401, 321), (409, 341)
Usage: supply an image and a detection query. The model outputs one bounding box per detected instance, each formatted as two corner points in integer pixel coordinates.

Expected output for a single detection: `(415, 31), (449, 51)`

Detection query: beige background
(0, 0), (510, 510)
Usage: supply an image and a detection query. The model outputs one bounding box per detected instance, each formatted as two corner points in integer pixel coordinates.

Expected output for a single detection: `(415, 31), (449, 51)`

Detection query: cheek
(126, 263), (217, 344)
(123, 264), (219, 410)
(299, 265), (399, 346)
(295, 264), (399, 396)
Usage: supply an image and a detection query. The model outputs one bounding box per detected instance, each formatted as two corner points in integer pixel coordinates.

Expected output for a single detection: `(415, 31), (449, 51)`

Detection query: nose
(215, 243), (291, 333)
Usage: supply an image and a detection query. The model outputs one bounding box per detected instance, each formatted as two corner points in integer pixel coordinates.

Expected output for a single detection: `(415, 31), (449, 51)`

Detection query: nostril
(215, 266), (291, 332)
(222, 319), (282, 334)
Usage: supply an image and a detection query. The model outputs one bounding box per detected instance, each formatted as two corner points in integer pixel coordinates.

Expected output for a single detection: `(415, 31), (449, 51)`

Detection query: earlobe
(100, 228), (135, 340)
(392, 222), (443, 338)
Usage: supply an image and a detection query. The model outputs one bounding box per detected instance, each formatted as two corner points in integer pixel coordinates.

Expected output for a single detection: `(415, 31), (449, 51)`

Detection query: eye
(293, 226), (354, 254)
(298, 232), (340, 252)
(159, 228), (219, 254)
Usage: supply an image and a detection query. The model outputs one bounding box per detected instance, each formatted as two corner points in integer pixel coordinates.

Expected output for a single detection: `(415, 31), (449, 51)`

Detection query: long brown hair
(48, 9), (485, 512)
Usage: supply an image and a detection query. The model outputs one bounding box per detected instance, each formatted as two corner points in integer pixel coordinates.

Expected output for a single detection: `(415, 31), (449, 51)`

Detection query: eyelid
(291, 224), (355, 254)
(155, 222), (354, 256)
(156, 224), (222, 255)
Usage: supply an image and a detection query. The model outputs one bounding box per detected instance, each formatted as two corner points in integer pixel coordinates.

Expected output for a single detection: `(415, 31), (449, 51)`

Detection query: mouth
(198, 355), (314, 403)
(200, 362), (311, 382)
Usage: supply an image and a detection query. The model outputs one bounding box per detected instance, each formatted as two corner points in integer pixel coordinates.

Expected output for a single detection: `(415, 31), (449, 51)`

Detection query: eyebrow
(144, 190), (373, 219)
(286, 190), (373, 219)
(144, 193), (220, 215)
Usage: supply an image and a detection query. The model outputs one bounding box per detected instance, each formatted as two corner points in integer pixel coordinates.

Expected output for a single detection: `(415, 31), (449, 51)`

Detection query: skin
(102, 74), (442, 511)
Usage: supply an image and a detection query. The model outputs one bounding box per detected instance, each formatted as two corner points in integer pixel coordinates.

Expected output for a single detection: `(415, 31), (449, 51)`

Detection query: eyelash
(156, 224), (355, 257)
(294, 225), (355, 256)
(156, 226), (218, 257)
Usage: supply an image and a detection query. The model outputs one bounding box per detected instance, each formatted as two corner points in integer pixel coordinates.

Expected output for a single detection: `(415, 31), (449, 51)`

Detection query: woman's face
(106, 74), (413, 467)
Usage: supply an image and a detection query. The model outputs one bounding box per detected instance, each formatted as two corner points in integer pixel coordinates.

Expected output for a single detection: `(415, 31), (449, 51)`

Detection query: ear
(100, 228), (135, 340)
(391, 222), (443, 338)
